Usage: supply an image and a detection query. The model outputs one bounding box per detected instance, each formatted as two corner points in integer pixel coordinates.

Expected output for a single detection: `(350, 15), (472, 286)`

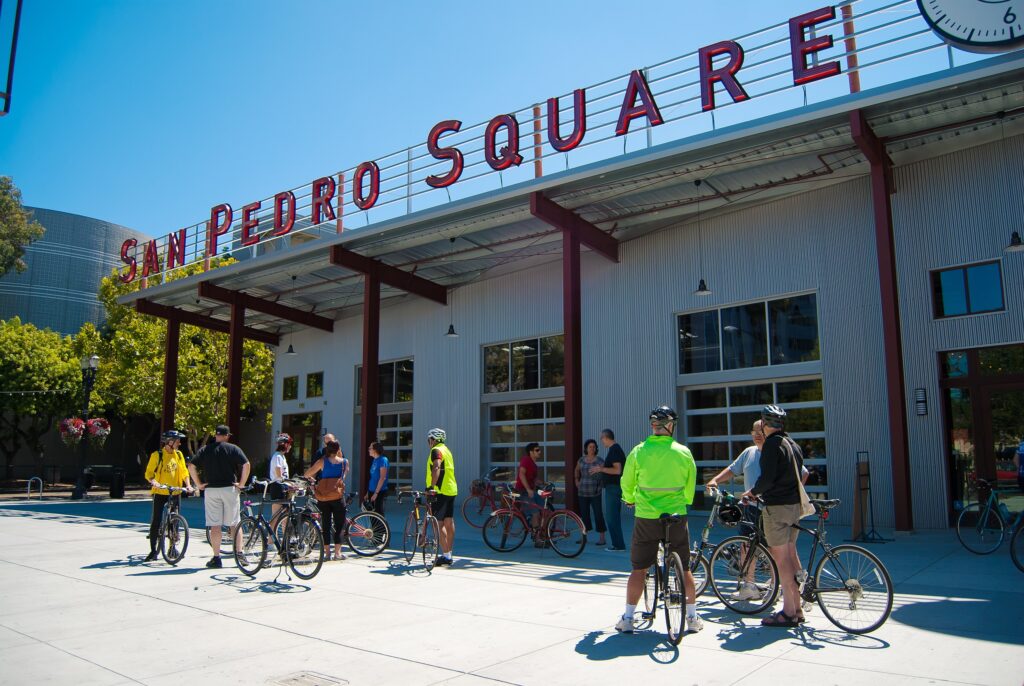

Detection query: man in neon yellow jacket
(615, 406), (701, 635)
(426, 427), (457, 566)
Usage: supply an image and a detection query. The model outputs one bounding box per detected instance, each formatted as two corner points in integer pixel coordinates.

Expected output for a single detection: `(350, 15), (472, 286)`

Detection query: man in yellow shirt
(426, 428), (457, 566)
(144, 430), (193, 561)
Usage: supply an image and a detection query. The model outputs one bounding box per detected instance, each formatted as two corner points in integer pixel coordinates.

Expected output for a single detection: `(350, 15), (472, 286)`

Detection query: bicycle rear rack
(27, 476), (43, 499)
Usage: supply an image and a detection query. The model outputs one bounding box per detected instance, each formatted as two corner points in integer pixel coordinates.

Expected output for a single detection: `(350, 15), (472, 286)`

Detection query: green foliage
(0, 177), (46, 277)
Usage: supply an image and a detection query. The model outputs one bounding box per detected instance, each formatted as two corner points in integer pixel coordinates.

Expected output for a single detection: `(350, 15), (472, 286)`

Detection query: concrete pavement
(0, 497), (1021, 686)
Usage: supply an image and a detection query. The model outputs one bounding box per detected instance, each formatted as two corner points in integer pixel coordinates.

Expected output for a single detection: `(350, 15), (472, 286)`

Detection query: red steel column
(226, 301), (245, 438)
(360, 271), (381, 497)
(562, 230), (582, 511)
(161, 319), (180, 432)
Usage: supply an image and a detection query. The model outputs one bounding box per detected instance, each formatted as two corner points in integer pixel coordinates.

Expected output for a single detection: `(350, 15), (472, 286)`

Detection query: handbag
(786, 437), (816, 519)
(314, 476), (343, 502)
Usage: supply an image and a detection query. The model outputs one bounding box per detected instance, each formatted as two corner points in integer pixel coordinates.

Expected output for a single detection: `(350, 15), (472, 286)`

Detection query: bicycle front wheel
(347, 511), (390, 556)
(547, 511), (586, 558)
(814, 544), (893, 634)
(234, 516), (268, 576)
(462, 494), (493, 529)
(1010, 524), (1024, 573)
(709, 535), (779, 615)
(956, 502), (1005, 554)
(403, 513), (418, 562)
(160, 513), (189, 566)
(422, 515), (440, 571)
(689, 547), (710, 598)
(287, 515), (325, 580)
(482, 511), (528, 552)
(664, 551), (686, 645)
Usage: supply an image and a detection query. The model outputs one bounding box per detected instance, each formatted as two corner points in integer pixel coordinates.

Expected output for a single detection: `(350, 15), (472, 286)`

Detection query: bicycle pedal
(639, 612), (654, 620)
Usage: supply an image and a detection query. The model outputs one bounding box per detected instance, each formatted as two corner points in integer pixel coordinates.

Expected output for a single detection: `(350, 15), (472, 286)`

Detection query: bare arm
(238, 462), (250, 489)
(188, 464), (204, 489)
(706, 466), (734, 487)
(303, 459), (324, 479)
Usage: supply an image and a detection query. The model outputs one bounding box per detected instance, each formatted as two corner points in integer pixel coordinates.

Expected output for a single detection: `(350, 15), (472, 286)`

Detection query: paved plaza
(0, 496), (1021, 686)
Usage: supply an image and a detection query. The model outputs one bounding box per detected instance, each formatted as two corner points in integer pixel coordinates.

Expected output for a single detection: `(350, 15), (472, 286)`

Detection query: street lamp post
(71, 354), (99, 499)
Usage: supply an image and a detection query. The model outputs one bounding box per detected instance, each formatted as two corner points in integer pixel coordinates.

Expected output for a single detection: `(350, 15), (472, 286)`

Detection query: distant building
(0, 207), (149, 334)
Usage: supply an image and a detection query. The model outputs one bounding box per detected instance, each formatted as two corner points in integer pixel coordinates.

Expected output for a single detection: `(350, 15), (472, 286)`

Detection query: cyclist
(188, 425), (250, 569)
(143, 430), (193, 561)
(615, 406), (701, 634)
(426, 428), (458, 567)
(304, 440), (347, 561)
(267, 432), (292, 510)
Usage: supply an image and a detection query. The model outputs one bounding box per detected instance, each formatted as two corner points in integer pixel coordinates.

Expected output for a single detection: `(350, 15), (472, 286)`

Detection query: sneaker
(605, 546), (626, 552)
(614, 615), (635, 634)
(144, 551), (158, 562)
(435, 557), (452, 567)
(205, 557), (223, 569)
(732, 582), (762, 601)
(686, 615), (704, 633)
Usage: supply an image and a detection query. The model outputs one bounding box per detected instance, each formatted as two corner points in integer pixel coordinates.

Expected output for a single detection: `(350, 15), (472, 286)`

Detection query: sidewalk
(0, 497), (1021, 686)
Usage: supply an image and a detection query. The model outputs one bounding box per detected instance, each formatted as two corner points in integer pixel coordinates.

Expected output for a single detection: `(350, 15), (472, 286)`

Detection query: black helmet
(718, 503), (743, 527)
(761, 404), (786, 429)
(161, 430), (184, 441)
(649, 406), (678, 430)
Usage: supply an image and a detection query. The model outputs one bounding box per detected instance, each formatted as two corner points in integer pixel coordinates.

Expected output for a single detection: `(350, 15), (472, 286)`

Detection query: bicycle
(638, 514), (690, 645)
(233, 477), (325, 580)
(153, 484), (191, 565)
(1011, 523), (1024, 573)
(342, 491), (390, 556)
(462, 466), (507, 528)
(685, 488), (752, 598)
(481, 483), (587, 558)
(397, 489), (440, 571)
(956, 477), (1023, 555)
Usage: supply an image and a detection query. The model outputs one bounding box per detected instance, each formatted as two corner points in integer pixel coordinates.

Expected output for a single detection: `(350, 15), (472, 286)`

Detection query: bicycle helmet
(718, 503), (743, 527)
(275, 432), (293, 445)
(760, 404), (786, 429)
(161, 430), (184, 441)
(649, 405), (678, 430)
(427, 427), (446, 443)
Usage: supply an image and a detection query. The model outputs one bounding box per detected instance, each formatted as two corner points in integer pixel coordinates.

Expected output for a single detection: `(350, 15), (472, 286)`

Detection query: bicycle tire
(462, 494), (493, 529)
(347, 511), (390, 556)
(234, 516), (268, 576)
(1010, 524), (1024, 574)
(956, 502), (1005, 554)
(547, 511), (587, 558)
(482, 510), (528, 552)
(403, 512), (418, 562)
(642, 561), (660, 620)
(287, 514), (325, 580)
(814, 544), (893, 634)
(422, 515), (440, 571)
(664, 551), (686, 645)
(709, 535), (779, 615)
(689, 547), (710, 598)
(160, 513), (189, 566)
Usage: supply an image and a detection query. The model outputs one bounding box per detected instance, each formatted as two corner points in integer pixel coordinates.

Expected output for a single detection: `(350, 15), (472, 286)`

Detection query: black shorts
(631, 516), (690, 571)
(432, 493), (456, 520)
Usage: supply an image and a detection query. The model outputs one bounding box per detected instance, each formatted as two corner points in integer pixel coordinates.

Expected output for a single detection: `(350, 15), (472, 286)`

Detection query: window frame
(282, 375), (299, 401)
(930, 259), (1005, 319)
(305, 371), (324, 398)
(482, 333), (565, 395)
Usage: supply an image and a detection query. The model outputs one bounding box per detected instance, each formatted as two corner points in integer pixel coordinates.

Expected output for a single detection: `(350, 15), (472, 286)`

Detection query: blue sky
(0, 1), (937, 237)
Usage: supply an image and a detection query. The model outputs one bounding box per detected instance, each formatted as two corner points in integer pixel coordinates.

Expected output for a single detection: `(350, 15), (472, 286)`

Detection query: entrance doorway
(282, 412), (322, 475)
(941, 344), (1024, 521)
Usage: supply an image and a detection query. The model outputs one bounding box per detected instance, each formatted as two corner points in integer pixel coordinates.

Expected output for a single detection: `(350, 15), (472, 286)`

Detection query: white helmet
(427, 428), (446, 443)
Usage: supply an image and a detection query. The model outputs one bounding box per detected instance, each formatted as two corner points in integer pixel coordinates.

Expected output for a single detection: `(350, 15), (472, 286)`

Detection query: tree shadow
(574, 630), (680, 664)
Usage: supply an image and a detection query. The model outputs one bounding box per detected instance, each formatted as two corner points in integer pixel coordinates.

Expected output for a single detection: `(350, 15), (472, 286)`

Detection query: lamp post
(71, 354), (99, 499)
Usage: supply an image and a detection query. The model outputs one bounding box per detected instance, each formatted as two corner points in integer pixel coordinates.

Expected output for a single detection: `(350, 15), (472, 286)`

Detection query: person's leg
(771, 544), (799, 616)
(578, 495), (593, 532)
(443, 517), (455, 556)
(593, 495), (607, 544)
(320, 502), (335, 558)
(626, 568), (647, 605)
(762, 506), (800, 623)
(205, 488), (224, 558)
(374, 492), (386, 515)
(333, 500), (346, 557)
(605, 485), (624, 549)
(617, 518), (657, 632)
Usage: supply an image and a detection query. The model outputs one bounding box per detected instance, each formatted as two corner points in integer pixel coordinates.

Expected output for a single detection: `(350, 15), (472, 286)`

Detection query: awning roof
(118, 53), (1024, 337)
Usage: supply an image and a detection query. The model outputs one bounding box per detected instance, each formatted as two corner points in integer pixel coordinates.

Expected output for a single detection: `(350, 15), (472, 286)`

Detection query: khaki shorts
(204, 486), (240, 527)
(761, 503), (802, 547)
(631, 516), (689, 570)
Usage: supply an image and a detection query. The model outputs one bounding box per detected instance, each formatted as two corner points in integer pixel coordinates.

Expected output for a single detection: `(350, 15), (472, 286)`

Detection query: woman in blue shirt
(366, 441), (389, 515)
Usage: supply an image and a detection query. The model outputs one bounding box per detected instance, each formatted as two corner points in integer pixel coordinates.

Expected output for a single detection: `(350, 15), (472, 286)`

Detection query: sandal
(761, 610), (800, 628)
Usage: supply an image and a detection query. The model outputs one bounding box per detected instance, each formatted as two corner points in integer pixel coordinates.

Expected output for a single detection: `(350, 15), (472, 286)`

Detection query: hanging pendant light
(694, 278), (712, 296)
(694, 179), (712, 296)
(445, 324), (459, 338)
(285, 344), (297, 356)
(445, 286), (459, 338)
(1006, 230), (1024, 253)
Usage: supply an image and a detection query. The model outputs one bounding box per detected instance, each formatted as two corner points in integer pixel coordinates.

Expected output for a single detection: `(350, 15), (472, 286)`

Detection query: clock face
(918, 0), (1024, 52)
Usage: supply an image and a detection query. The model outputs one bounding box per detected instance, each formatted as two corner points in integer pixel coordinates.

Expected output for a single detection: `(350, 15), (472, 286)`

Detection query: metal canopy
(119, 56), (1024, 338)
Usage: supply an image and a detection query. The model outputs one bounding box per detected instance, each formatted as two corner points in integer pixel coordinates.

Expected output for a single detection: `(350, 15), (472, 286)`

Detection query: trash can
(109, 468), (126, 499)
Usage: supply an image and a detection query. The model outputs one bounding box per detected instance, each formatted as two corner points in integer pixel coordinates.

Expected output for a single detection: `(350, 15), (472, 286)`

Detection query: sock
(686, 603), (696, 619)
(623, 603), (636, 620)
(444, 552), (453, 560)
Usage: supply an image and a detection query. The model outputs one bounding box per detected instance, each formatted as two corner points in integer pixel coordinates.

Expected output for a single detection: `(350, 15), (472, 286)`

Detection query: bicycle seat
(539, 490), (553, 499)
(810, 498), (841, 511)
(659, 513), (685, 524)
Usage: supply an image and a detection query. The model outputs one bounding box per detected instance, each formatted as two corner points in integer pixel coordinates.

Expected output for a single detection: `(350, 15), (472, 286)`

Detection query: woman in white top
(268, 432), (292, 516)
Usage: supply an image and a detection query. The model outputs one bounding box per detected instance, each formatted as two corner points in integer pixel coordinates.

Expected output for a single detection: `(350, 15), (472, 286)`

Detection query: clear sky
(0, 1), (934, 238)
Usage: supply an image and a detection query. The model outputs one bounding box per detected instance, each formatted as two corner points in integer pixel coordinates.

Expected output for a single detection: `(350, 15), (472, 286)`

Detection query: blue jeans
(604, 484), (624, 549)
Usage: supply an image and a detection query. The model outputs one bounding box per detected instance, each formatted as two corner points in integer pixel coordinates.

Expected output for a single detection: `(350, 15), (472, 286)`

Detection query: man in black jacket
(743, 405), (805, 627)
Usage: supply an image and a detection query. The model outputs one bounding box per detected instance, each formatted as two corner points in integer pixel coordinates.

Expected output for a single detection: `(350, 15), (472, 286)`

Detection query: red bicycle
(461, 467), (508, 528)
(481, 482), (587, 558)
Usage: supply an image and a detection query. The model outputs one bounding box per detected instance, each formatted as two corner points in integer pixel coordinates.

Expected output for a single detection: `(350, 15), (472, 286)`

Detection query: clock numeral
(1005, 7), (1017, 24)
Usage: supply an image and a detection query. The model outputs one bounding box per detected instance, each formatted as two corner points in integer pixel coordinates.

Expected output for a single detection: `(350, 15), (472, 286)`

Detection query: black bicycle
(397, 489), (440, 571)
(234, 477), (325, 580)
(639, 513), (689, 645)
(153, 484), (191, 565)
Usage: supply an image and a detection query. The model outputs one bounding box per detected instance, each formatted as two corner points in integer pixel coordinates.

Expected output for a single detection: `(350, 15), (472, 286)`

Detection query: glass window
(490, 405), (515, 421)
(541, 336), (565, 388)
(687, 413), (728, 436)
(687, 387), (726, 409)
(678, 310), (721, 374)
(785, 407), (825, 432)
(729, 383), (773, 407)
(511, 339), (540, 391)
(485, 398), (566, 486)
(395, 360), (414, 402)
(933, 261), (1004, 318)
(517, 403), (544, 420)
(356, 358), (414, 406)
(942, 351), (969, 378)
(721, 303), (768, 369)
(374, 410), (414, 491)
(484, 345), (509, 393)
(769, 294), (820, 364)
(978, 344), (1024, 376)
(776, 379), (824, 403)
(484, 335), (564, 394)
(283, 376), (298, 401)
(378, 363), (395, 404)
(306, 372), (323, 398)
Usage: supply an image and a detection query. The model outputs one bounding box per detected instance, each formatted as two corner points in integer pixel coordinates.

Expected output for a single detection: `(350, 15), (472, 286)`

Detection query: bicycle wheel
(482, 511), (528, 552)
(422, 515), (440, 571)
(403, 513), (418, 562)
(814, 544), (893, 634)
(462, 494), (493, 529)
(689, 547), (709, 598)
(346, 511), (390, 556)
(160, 513), (189, 566)
(547, 511), (586, 558)
(1010, 524), (1024, 574)
(956, 502), (1005, 554)
(664, 551), (686, 645)
(709, 535), (779, 615)
(287, 515), (325, 580)
(641, 561), (660, 620)
(234, 516), (268, 577)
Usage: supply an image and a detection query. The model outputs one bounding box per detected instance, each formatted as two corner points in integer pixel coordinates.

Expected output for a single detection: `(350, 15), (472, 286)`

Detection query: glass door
(987, 387), (1024, 516)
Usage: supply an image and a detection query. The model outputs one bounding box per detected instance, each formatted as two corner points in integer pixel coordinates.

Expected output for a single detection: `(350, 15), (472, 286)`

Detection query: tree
(0, 317), (81, 479)
(0, 177), (46, 278)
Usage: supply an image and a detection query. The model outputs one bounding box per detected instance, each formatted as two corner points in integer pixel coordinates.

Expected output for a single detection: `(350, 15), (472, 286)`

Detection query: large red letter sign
(426, 120), (465, 188)
(119, 238), (137, 283)
(485, 114), (524, 171)
(167, 229), (187, 268)
(353, 161), (380, 210)
(141, 240), (161, 278)
(699, 40), (749, 111)
(790, 6), (841, 85)
(240, 202), (261, 247)
(615, 70), (663, 136)
(311, 177), (337, 225)
(272, 192), (296, 237)
(547, 89), (586, 152)
(206, 204), (233, 257)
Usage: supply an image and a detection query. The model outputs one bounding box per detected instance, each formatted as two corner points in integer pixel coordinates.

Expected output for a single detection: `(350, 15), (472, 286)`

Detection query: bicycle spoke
(815, 545), (893, 634)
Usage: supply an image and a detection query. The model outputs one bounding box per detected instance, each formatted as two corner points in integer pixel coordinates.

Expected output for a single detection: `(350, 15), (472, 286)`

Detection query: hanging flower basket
(59, 417), (86, 447)
(86, 418), (111, 448)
